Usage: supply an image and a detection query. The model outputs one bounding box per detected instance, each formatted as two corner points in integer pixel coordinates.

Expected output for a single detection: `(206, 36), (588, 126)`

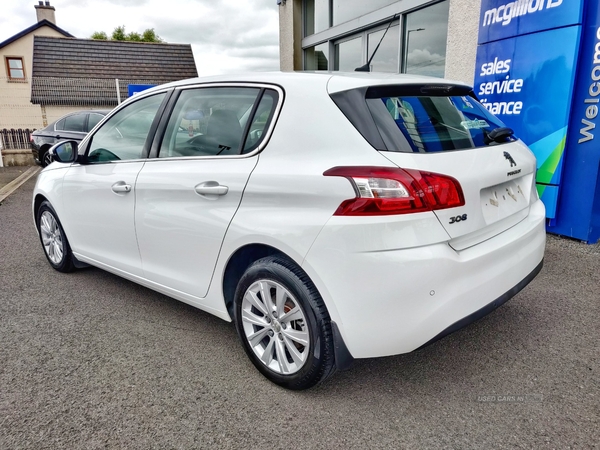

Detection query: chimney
(35, 1), (56, 25)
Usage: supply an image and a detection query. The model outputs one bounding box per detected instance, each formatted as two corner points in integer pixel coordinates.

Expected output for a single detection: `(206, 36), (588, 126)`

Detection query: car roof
(139, 71), (472, 96)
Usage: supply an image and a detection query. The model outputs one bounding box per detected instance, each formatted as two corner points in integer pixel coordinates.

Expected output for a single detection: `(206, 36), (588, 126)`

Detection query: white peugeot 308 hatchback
(33, 72), (546, 390)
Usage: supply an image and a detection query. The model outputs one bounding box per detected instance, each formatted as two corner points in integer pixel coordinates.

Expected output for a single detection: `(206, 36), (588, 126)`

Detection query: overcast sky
(1, 0), (281, 76)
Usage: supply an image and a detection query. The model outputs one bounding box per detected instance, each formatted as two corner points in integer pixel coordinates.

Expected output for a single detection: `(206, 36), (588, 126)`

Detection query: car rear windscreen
(331, 84), (511, 153)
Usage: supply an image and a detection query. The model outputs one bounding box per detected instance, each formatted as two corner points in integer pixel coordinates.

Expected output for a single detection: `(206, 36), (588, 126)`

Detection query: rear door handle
(111, 181), (132, 193)
(194, 181), (229, 196)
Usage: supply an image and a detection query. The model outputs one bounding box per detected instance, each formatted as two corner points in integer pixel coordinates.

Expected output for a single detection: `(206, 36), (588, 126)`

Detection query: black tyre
(233, 255), (336, 390)
(41, 149), (53, 167)
(36, 201), (75, 273)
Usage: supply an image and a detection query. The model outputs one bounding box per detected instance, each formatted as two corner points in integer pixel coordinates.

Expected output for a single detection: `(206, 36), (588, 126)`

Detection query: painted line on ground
(0, 166), (41, 204)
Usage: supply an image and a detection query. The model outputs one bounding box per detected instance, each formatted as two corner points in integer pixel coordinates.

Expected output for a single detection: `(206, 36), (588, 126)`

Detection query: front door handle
(111, 181), (132, 193)
(194, 181), (229, 196)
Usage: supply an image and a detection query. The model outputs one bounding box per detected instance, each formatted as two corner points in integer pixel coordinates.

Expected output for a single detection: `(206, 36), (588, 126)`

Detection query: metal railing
(30, 77), (159, 106)
(1, 76), (163, 130)
(0, 128), (36, 150)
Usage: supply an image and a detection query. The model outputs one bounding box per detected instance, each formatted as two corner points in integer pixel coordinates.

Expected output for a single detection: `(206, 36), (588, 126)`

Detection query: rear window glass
(366, 95), (509, 153)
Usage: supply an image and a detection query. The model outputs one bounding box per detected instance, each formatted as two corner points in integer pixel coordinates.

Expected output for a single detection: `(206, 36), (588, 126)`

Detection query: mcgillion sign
(482, 0), (563, 28)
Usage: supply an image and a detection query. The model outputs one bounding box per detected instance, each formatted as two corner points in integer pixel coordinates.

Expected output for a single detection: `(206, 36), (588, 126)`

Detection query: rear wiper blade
(484, 127), (514, 144)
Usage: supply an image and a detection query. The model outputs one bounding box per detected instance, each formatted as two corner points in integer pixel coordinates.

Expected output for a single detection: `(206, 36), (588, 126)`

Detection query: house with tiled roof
(0, 1), (197, 166)
(31, 36), (198, 108)
(0, 2), (72, 134)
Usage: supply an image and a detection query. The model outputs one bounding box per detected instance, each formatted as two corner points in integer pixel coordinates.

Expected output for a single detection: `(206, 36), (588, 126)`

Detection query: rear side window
(158, 87), (279, 158)
(331, 84), (511, 153)
(87, 113), (104, 131)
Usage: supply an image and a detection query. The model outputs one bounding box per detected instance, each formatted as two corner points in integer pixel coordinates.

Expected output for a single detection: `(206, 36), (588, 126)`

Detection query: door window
(63, 113), (86, 132)
(159, 87), (267, 158)
(87, 93), (166, 163)
(87, 113), (105, 131)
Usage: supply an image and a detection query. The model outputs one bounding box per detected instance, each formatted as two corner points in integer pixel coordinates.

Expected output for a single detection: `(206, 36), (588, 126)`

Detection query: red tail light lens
(324, 166), (465, 216)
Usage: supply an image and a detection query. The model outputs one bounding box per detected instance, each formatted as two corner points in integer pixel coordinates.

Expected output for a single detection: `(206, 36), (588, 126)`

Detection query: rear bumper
(303, 199), (546, 359)
(416, 258), (543, 350)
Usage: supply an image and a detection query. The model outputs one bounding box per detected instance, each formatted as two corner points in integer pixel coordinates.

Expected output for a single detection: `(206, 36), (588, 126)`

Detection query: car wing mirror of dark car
(48, 140), (79, 164)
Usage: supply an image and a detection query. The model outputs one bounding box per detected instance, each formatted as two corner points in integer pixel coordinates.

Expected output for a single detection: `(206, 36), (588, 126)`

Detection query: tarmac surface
(0, 176), (598, 449)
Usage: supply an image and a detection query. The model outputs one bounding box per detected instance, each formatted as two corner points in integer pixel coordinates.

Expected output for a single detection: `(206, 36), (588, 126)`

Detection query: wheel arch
(33, 193), (49, 229)
(222, 243), (286, 318)
(221, 243), (355, 371)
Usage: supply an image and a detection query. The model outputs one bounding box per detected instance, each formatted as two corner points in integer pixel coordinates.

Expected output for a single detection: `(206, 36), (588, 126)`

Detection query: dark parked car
(31, 110), (110, 166)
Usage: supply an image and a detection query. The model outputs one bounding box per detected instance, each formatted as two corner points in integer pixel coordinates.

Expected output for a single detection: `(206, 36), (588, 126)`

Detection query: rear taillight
(323, 166), (465, 216)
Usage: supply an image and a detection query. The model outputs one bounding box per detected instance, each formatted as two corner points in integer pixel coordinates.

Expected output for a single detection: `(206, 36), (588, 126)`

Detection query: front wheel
(234, 256), (336, 390)
(36, 201), (75, 273)
(41, 149), (54, 167)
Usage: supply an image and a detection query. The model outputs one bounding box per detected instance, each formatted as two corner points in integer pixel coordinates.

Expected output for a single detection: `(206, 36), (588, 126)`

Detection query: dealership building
(278, 0), (600, 243)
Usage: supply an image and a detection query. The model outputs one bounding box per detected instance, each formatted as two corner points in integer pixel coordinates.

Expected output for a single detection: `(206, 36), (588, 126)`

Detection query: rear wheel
(234, 256), (336, 390)
(36, 201), (74, 273)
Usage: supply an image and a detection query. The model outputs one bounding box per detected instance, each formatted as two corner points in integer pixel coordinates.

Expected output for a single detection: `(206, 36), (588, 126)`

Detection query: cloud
(1, 0), (281, 76)
(407, 48), (445, 77)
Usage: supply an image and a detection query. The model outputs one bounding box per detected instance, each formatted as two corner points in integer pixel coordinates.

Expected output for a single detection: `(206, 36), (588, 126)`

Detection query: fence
(0, 76), (161, 132)
(30, 77), (159, 107)
(0, 128), (35, 150)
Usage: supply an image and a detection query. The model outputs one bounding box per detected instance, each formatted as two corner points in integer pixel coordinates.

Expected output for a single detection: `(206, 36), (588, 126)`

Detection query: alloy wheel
(241, 279), (310, 375)
(39, 211), (64, 265)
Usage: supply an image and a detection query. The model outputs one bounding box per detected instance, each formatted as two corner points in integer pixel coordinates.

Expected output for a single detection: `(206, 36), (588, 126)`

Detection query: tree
(90, 31), (108, 40)
(90, 26), (163, 43)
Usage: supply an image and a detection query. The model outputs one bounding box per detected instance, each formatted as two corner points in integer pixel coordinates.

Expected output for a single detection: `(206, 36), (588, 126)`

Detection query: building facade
(278, 0), (481, 85)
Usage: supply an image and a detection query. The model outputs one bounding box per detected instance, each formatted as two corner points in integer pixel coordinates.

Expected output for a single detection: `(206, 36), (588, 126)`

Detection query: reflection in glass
(305, 0), (330, 35)
(305, 43), (329, 70)
(333, 0), (398, 26)
(404, 1), (449, 78)
(367, 24), (399, 73)
(334, 37), (362, 72)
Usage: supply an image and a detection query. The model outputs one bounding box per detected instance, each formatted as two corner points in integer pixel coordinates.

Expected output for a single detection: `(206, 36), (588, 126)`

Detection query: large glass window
(333, 0), (398, 26)
(404, 1), (449, 77)
(305, 43), (329, 70)
(367, 24), (399, 73)
(334, 37), (362, 72)
(305, 0), (330, 35)
(87, 93), (166, 163)
(302, 0), (449, 76)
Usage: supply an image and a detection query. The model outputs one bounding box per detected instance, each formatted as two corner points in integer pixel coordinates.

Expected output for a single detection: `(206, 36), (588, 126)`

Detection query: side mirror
(48, 140), (79, 164)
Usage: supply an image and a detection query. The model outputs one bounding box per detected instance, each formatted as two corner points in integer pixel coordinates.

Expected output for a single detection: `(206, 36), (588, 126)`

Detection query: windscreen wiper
(484, 127), (514, 144)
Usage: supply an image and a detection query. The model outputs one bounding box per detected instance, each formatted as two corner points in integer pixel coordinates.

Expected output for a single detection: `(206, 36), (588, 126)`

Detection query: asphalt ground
(0, 178), (598, 449)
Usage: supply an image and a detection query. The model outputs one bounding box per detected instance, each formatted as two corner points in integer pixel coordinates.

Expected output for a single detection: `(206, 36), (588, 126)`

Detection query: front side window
(5, 57), (25, 80)
(63, 114), (86, 133)
(158, 87), (278, 158)
(87, 93), (166, 163)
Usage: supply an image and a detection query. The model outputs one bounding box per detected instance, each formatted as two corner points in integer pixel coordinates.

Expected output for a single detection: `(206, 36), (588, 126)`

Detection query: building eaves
(0, 20), (73, 50)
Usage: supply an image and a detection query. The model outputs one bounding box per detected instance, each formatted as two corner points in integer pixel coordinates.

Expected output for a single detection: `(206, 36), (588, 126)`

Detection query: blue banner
(549, 0), (600, 241)
(474, 26), (581, 201)
(478, 0), (583, 44)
